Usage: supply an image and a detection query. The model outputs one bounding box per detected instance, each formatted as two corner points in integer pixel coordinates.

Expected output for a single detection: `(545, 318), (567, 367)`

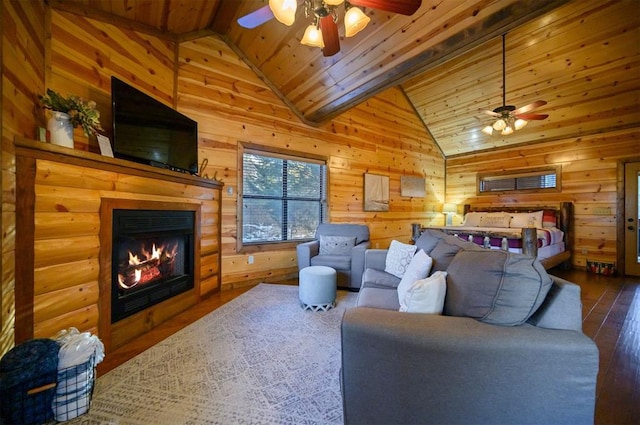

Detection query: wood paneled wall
(446, 128), (640, 269)
(1, 0), (46, 358)
(15, 141), (221, 351)
(1, 4), (443, 357)
(177, 36), (445, 289)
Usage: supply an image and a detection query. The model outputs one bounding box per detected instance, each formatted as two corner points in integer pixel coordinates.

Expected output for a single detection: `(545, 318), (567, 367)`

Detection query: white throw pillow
(462, 212), (484, 227)
(479, 212), (511, 228)
(401, 271), (448, 314)
(397, 250), (433, 311)
(510, 211), (543, 229)
(384, 240), (417, 278)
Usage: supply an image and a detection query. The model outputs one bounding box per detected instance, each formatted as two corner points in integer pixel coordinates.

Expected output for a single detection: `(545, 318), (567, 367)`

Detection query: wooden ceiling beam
(304, 0), (571, 123)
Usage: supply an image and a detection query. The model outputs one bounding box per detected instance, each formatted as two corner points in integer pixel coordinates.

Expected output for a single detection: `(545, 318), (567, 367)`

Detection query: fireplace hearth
(111, 209), (195, 323)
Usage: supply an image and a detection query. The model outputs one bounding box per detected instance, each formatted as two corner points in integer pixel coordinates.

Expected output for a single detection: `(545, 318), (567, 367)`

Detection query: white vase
(47, 111), (74, 148)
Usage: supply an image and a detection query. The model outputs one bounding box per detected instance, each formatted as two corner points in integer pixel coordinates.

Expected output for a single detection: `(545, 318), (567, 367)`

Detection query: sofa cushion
(401, 271), (447, 314)
(319, 235), (356, 256)
(384, 240), (417, 278)
(429, 235), (480, 272)
(414, 229), (447, 254)
(362, 268), (401, 289)
(397, 250), (433, 311)
(444, 249), (553, 326)
(356, 287), (400, 310)
(315, 223), (369, 245)
(310, 255), (351, 271)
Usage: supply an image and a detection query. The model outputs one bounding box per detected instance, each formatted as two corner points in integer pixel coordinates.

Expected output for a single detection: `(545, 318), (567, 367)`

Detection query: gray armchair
(296, 223), (370, 290)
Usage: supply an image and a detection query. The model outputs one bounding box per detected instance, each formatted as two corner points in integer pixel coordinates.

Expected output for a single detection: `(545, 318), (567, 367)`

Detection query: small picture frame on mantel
(97, 134), (114, 157)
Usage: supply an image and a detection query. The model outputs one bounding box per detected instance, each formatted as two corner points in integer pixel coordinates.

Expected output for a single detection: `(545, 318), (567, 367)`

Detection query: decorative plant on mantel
(39, 89), (104, 136)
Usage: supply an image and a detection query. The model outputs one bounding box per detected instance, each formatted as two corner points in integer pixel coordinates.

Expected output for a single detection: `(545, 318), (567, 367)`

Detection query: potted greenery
(39, 89), (104, 147)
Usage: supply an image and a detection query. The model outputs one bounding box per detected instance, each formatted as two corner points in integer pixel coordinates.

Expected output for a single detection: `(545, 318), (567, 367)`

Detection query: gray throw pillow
(444, 249), (553, 326)
(319, 235), (356, 256)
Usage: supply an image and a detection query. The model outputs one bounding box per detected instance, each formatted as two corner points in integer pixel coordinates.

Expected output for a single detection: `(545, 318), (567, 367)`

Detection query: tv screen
(111, 77), (198, 174)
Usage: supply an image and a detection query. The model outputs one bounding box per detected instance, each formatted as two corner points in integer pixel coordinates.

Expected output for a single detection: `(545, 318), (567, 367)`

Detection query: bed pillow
(385, 240), (417, 278)
(401, 271), (448, 314)
(510, 211), (543, 228)
(478, 212), (511, 228)
(397, 250), (433, 311)
(542, 209), (557, 228)
(319, 235), (356, 256)
(444, 249), (553, 326)
(462, 212), (484, 227)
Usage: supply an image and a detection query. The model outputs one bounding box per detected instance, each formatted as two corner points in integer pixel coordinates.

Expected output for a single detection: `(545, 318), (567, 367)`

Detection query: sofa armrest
(364, 249), (388, 271)
(341, 308), (599, 425)
(296, 240), (319, 270)
(349, 242), (371, 289)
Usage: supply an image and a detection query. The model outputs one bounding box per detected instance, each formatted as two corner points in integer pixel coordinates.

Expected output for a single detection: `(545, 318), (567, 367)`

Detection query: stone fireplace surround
(15, 138), (221, 352)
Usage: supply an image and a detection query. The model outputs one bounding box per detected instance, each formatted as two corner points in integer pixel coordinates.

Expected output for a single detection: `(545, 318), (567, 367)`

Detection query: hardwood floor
(98, 271), (640, 424)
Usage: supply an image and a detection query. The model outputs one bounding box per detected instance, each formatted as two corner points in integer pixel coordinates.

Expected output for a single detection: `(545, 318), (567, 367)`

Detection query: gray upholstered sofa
(341, 229), (599, 425)
(296, 223), (370, 290)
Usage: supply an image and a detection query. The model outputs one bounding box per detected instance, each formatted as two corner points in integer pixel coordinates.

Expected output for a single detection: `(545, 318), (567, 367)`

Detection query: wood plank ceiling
(50, 0), (640, 157)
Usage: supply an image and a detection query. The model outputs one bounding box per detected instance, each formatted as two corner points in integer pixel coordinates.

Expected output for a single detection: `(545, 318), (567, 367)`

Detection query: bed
(415, 202), (573, 270)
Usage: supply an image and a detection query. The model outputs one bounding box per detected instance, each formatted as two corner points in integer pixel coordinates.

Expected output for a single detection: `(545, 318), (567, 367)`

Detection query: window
(240, 147), (327, 247)
(478, 166), (561, 194)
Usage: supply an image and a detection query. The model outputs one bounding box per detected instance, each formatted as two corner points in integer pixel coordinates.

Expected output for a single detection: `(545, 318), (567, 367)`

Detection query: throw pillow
(444, 249), (553, 326)
(397, 250), (433, 310)
(384, 240), (417, 278)
(401, 271), (448, 314)
(462, 212), (484, 227)
(478, 212), (511, 228)
(510, 211), (543, 229)
(319, 235), (356, 256)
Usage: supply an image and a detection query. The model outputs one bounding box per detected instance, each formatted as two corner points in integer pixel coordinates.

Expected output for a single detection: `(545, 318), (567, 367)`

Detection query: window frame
(477, 165), (561, 195)
(237, 142), (328, 253)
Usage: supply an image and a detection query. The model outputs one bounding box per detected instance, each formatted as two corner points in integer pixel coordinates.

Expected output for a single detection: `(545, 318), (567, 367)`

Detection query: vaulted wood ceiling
(50, 0), (640, 157)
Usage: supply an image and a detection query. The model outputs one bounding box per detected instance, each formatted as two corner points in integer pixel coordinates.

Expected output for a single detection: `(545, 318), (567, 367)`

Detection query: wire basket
(52, 352), (96, 422)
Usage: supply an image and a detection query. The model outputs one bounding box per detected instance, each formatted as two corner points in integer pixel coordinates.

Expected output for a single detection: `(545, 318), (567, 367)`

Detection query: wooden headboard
(462, 202), (574, 254)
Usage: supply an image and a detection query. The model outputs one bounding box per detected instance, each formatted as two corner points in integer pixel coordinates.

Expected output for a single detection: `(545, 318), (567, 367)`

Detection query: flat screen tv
(111, 77), (198, 174)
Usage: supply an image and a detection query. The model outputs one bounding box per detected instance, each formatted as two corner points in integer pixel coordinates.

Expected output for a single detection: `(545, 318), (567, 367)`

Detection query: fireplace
(111, 209), (195, 323)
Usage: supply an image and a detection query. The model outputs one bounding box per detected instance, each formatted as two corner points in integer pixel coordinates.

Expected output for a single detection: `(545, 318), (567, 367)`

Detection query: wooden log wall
(177, 36), (445, 290)
(446, 128), (640, 269)
(47, 10), (444, 291)
(1, 0), (46, 358)
(16, 139), (221, 352)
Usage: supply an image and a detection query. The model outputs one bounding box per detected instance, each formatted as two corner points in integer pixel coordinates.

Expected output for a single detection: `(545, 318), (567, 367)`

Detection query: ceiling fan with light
(480, 33), (548, 136)
(238, 0), (422, 57)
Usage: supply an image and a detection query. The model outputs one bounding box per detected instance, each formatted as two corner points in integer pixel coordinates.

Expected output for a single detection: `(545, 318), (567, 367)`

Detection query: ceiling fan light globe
(345, 7), (370, 37)
(501, 126), (514, 135)
(492, 119), (507, 131)
(301, 24), (325, 48)
(514, 118), (528, 130)
(482, 125), (494, 136)
(269, 0), (297, 26)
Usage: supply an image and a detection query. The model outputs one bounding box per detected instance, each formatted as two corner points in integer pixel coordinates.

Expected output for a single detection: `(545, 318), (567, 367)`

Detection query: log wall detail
(15, 138), (221, 352)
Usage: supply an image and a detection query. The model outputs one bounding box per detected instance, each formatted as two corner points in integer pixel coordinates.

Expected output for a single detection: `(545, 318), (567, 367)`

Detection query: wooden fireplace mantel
(15, 137), (222, 352)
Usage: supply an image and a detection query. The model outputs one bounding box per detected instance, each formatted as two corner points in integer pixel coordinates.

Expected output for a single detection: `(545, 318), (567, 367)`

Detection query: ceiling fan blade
(515, 113), (549, 121)
(350, 0), (422, 15)
(320, 16), (340, 57)
(480, 109), (500, 117)
(237, 5), (274, 29)
(512, 100), (547, 115)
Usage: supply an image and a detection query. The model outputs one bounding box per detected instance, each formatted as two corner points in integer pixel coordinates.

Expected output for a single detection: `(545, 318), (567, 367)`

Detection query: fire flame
(117, 242), (178, 290)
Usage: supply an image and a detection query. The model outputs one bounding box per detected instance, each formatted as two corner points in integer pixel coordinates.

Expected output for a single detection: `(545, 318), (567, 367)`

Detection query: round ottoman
(299, 266), (337, 311)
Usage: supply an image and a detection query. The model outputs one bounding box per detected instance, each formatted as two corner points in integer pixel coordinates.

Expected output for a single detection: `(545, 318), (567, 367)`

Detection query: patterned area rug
(68, 284), (357, 424)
